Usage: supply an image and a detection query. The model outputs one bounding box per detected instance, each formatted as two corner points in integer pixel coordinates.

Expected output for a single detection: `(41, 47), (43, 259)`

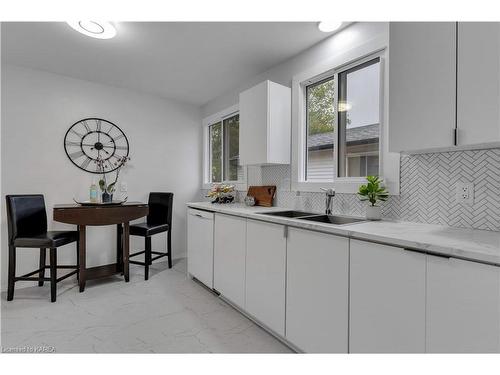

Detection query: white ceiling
(2, 22), (335, 105)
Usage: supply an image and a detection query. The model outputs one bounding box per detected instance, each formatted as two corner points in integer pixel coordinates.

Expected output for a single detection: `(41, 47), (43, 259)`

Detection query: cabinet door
(349, 240), (426, 353)
(389, 22), (456, 152)
(239, 81), (268, 165)
(245, 219), (286, 336)
(213, 214), (246, 308)
(187, 209), (214, 288)
(457, 22), (500, 145)
(286, 228), (349, 353)
(426, 255), (500, 353)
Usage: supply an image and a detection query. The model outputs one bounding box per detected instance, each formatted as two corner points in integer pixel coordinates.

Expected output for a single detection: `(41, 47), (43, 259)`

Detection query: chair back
(6, 194), (47, 244)
(147, 192), (173, 226)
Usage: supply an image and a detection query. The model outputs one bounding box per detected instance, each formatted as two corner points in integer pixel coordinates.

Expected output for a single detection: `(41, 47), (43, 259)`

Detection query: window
(338, 58), (380, 177)
(208, 112), (241, 183)
(304, 56), (381, 182)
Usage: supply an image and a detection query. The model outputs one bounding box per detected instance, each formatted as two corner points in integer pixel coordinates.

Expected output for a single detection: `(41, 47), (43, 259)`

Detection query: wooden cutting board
(247, 186), (276, 207)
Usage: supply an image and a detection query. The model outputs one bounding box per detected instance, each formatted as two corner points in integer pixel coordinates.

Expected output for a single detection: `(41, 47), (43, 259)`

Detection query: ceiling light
(67, 21), (117, 39)
(318, 21), (342, 33)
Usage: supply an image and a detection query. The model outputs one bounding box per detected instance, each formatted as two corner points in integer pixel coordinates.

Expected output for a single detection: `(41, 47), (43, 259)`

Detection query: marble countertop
(187, 202), (500, 266)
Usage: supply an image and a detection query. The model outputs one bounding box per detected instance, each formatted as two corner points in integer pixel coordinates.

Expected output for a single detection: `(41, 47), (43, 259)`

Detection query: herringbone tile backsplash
(201, 148), (500, 231)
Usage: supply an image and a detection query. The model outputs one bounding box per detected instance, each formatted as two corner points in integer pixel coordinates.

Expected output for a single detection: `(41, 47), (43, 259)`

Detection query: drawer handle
(191, 213), (212, 220)
(427, 252), (451, 260)
(405, 248), (451, 260)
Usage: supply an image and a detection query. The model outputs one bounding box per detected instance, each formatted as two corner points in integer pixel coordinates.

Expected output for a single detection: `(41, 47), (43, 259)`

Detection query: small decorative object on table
(206, 183), (235, 204)
(97, 155), (130, 203)
(244, 195), (256, 207)
(357, 175), (389, 221)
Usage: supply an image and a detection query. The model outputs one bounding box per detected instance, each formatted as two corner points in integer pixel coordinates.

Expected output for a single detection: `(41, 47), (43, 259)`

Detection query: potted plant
(96, 156), (130, 203)
(357, 175), (389, 220)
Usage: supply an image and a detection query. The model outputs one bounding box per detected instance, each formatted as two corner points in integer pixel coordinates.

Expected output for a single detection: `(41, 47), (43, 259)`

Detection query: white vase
(366, 206), (381, 220)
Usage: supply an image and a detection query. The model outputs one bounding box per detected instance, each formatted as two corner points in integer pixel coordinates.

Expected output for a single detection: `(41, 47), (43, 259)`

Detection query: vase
(366, 206), (381, 220)
(102, 192), (113, 203)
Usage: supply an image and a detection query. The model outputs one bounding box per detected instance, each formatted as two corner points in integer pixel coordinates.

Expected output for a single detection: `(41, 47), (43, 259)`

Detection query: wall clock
(64, 118), (129, 174)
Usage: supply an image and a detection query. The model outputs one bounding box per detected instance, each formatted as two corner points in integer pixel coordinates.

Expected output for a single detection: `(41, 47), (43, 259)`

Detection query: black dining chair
(6, 195), (79, 302)
(129, 192), (173, 280)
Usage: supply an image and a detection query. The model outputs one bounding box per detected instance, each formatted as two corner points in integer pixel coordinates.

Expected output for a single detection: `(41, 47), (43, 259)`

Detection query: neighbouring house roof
(307, 123), (379, 151)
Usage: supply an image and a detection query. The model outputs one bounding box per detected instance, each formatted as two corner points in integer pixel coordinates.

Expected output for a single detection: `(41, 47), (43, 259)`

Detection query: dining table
(53, 202), (149, 292)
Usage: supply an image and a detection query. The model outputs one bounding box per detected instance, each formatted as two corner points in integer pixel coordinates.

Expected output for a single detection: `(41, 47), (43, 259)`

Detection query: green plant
(358, 175), (389, 207)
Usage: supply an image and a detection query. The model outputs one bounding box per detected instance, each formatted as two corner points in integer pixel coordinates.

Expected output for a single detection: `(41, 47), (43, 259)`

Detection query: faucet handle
(320, 187), (336, 196)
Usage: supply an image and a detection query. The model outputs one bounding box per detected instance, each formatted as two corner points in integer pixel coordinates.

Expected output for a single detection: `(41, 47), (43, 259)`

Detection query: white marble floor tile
(1, 258), (292, 353)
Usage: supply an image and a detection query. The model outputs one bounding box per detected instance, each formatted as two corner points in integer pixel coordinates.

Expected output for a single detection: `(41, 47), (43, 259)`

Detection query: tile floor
(1, 258), (292, 353)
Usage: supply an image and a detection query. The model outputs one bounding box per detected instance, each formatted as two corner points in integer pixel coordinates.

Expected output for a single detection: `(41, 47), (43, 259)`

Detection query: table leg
(116, 224), (123, 273)
(123, 222), (130, 282)
(78, 225), (86, 292)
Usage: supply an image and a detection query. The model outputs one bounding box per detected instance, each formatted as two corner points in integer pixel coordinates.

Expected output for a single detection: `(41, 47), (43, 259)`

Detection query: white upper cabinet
(245, 219), (286, 336)
(239, 80), (291, 165)
(457, 22), (500, 145)
(426, 255), (500, 353)
(349, 240), (426, 353)
(389, 22), (457, 152)
(286, 228), (349, 353)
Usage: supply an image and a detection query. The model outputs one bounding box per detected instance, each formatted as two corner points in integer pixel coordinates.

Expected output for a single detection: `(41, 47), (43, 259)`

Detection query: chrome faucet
(320, 187), (336, 215)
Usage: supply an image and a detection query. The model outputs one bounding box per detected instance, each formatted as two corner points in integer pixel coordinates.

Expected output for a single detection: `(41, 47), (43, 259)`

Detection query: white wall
(1, 65), (201, 290)
(202, 23), (388, 117)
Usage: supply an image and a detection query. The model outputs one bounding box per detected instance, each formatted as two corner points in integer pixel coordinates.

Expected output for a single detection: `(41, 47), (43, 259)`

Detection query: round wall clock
(64, 118), (129, 174)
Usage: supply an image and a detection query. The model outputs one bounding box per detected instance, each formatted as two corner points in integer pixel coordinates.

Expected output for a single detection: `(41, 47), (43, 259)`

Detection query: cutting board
(247, 186), (276, 207)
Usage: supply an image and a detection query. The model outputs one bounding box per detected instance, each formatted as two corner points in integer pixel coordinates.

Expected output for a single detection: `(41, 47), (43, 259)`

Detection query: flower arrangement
(206, 183), (235, 204)
(96, 156), (130, 202)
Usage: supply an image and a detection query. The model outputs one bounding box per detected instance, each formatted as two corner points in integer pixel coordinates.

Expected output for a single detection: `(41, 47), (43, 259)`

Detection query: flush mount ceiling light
(67, 21), (117, 39)
(318, 21), (342, 33)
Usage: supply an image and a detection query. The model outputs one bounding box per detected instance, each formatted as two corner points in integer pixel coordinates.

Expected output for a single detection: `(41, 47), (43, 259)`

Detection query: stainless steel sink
(298, 214), (366, 225)
(258, 210), (318, 218)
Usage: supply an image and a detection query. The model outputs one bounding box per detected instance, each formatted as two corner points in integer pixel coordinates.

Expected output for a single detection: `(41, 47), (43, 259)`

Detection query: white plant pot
(366, 206), (382, 221)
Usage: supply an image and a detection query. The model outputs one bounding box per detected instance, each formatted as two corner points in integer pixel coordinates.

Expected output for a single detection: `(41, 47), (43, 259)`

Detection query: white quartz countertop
(187, 202), (500, 266)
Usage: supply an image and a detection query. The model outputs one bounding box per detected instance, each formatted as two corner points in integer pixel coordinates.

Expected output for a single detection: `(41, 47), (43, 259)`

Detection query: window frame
(202, 104), (247, 191)
(291, 39), (399, 194)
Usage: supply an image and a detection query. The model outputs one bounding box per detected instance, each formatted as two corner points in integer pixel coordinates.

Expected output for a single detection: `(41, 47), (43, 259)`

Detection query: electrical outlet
(456, 182), (474, 204)
(120, 181), (128, 193)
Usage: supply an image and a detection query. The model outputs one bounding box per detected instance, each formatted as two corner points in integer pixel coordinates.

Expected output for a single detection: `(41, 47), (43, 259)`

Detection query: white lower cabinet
(245, 219), (286, 336)
(349, 240), (426, 353)
(213, 213), (246, 308)
(187, 208), (214, 288)
(426, 255), (500, 353)
(286, 228), (349, 352)
(189, 208), (500, 353)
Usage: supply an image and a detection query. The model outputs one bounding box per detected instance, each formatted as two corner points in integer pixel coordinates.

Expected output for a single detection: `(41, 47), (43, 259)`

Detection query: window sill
(292, 178), (399, 195)
(202, 181), (248, 192)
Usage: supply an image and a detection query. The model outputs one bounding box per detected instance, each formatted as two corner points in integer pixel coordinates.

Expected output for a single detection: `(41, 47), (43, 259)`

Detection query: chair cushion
(14, 230), (78, 248)
(130, 222), (169, 237)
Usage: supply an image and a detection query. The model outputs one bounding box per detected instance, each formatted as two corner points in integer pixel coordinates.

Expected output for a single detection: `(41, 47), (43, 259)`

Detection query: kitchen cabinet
(239, 80), (291, 165)
(457, 22), (500, 145)
(389, 22), (457, 152)
(213, 213), (246, 308)
(245, 219), (286, 336)
(187, 208), (214, 288)
(426, 255), (500, 353)
(286, 228), (349, 353)
(349, 240), (426, 353)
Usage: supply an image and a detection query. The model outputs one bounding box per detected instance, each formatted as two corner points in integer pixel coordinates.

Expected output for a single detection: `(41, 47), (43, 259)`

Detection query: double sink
(259, 210), (366, 226)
